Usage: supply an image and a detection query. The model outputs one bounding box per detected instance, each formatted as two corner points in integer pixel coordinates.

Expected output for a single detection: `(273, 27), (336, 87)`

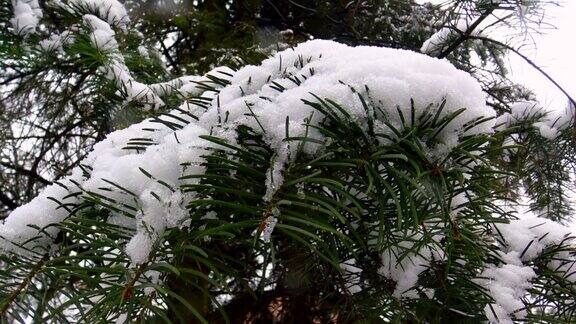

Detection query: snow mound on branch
(495, 101), (575, 140)
(70, 0), (130, 30)
(10, 0), (43, 35)
(475, 214), (575, 323)
(202, 39), (494, 155)
(38, 30), (76, 53)
(421, 19), (468, 56)
(379, 227), (444, 299)
(84, 14), (119, 52)
(479, 264), (536, 324)
(0, 40), (495, 263)
(79, 15), (211, 108)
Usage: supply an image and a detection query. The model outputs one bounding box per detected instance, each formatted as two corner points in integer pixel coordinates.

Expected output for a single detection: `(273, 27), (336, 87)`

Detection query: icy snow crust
(1, 39), (574, 322)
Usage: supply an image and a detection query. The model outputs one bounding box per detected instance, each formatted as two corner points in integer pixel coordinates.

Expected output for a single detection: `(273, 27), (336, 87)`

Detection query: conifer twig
(0, 253), (49, 317)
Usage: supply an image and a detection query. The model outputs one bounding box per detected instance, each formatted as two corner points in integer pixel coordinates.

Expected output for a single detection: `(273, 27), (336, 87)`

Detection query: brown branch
(122, 262), (149, 302)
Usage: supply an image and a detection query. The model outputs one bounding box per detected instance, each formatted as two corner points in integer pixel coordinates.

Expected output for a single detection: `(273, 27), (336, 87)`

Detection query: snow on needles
(69, 0), (130, 30)
(476, 215), (575, 323)
(1, 40), (573, 318)
(421, 18), (471, 56)
(11, 0), (130, 36)
(38, 30), (76, 53)
(495, 101), (574, 140)
(203, 39), (494, 156)
(0, 39), (494, 255)
(82, 14), (174, 108)
(10, 0), (43, 35)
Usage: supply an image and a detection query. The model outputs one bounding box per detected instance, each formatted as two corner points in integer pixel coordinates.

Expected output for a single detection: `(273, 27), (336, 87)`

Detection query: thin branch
(467, 35), (576, 109)
(157, 34), (180, 72)
(0, 162), (51, 185)
(437, 6), (496, 59)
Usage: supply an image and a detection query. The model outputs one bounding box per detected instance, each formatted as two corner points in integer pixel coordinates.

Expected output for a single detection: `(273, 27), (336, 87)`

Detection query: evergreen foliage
(1, 0), (575, 323)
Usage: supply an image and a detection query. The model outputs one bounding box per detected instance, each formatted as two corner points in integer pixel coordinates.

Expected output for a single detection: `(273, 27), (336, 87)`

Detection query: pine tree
(1, 1), (575, 323)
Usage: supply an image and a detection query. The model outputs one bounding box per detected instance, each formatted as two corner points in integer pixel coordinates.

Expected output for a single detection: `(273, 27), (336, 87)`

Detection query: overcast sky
(507, 0), (576, 111)
(417, 0), (575, 110)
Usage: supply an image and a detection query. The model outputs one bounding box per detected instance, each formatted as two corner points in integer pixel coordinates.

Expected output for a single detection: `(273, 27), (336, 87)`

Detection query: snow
(496, 215), (576, 285)
(137, 45), (149, 58)
(38, 31), (76, 52)
(0, 169), (85, 252)
(340, 259), (363, 294)
(16, 4), (169, 109)
(379, 226), (445, 298)
(0, 40), (573, 318)
(143, 270), (161, 295)
(115, 313), (128, 324)
(450, 191), (469, 219)
(14, 0), (131, 57)
(104, 61), (164, 108)
(474, 214), (576, 322)
(496, 214), (572, 262)
(84, 14), (119, 52)
(125, 232), (154, 265)
(10, 0), (43, 35)
(533, 121), (558, 139)
(260, 208), (279, 243)
(421, 18), (469, 56)
(2, 31), (576, 320)
(0, 39), (495, 259)
(82, 15), (160, 106)
(263, 144), (289, 202)
(477, 264), (536, 323)
(495, 101), (573, 140)
(201, 39), (494, 158)
(81, 15), (213, 108)
(70, 0), (129, 30)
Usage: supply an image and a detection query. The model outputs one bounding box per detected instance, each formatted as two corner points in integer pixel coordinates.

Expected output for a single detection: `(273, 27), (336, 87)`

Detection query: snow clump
(69, 0), (130, 30)
(475, 214), (575, 323)
(0, 39), (505, 275)
(10, 0), (43, 35)
(1, 39), (574, 322)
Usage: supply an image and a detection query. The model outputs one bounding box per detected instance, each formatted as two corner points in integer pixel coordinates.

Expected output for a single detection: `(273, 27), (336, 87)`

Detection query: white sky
(507, 0), (576, 111)
(417, 0), (575, 109)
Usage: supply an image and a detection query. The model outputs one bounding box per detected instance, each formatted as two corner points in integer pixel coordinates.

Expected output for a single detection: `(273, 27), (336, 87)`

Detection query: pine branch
(0, 254), (49, 317)
(436, 6), (496, 59)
